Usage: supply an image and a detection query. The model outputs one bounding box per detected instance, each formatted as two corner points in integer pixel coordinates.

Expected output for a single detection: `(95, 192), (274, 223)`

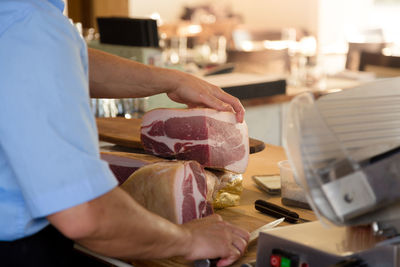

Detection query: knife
(194, 217), (285, 267)
(255, 199), (310, 223)
(248, 217), (285, 244)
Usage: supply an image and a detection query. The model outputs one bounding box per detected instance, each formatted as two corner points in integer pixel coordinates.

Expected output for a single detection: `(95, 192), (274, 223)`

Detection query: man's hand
(181, 214), (250, 267)
(48, 187), (249, 264)
(88, 49), (245, 123)
(166, 71), (245, 123)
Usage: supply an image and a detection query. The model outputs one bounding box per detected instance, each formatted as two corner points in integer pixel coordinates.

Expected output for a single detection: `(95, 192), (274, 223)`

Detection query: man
(0, 0), (249, 266)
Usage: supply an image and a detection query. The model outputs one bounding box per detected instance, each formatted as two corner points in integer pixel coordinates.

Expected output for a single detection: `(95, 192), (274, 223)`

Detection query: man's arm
(88, 48), (245, 122)
(47, 187), (249, 266)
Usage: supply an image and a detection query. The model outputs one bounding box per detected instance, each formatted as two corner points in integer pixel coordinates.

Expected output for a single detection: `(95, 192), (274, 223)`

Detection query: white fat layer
(176, 163), (206, 224)
(191, 165), (207, 218)
(142, 132), (211, 152)
(224, 121), (249, 173)
(175, 166), (184, 224)
(142, 109), (249, 173)
(142, 108), (238, 124)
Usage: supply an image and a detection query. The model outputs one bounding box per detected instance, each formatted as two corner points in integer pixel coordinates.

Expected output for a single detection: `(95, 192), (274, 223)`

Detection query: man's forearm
(48, 187), (190, 260)
(48, 186), (249, 265)
(88, 48), (182, 99)
(88, 47), (245, 122)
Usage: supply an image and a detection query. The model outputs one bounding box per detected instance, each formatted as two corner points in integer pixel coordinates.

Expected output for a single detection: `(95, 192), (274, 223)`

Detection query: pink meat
(141, 108), (249, 173)
(109, 165), (139, 185)
(100, 152), (163, 185)
(121, 161), (213, 224)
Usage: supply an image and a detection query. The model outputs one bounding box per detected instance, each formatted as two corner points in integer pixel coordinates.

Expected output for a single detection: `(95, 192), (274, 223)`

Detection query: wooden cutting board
(131, 206), (270, 267)
(96, 117), (265, 154)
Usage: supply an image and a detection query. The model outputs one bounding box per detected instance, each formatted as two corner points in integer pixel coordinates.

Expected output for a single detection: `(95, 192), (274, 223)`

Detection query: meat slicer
(255, 77), (400, 267)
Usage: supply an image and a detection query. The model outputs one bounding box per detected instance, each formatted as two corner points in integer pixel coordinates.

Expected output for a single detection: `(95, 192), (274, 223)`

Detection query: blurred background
(64, 0), (400, 145)
(66, 0), (400, 60)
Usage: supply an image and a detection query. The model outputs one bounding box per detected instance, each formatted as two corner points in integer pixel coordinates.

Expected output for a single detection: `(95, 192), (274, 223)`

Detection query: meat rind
(121, 161), (213, 224)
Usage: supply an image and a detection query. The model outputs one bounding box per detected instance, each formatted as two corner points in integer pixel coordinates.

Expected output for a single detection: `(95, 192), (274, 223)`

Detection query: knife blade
(249, 217), (285, 243)
(194, 217), (285, 267)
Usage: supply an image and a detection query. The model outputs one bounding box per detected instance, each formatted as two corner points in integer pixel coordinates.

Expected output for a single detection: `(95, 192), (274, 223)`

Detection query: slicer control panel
(255, 223), (397, 267)
(255, 229), (343, 267)
(269, 248), (308, 267)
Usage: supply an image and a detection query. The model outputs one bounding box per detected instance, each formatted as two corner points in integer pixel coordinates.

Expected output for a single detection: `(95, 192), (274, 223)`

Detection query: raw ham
(140, 108), (249, 173)
(121, 161), (213, 224)
(101, 151), (242, 211)
(101, 152), (163, 185)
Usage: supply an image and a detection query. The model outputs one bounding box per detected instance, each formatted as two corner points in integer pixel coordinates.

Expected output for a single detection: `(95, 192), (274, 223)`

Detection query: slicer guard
(282, 77), (400, 237)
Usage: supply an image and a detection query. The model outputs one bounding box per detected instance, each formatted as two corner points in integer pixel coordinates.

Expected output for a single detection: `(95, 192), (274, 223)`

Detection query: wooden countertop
(131, 144), (316, 267)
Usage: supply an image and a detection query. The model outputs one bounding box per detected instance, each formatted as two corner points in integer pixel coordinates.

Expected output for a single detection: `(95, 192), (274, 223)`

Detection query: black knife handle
(255, 199), (299, 223)
(194, 258), (219, 267)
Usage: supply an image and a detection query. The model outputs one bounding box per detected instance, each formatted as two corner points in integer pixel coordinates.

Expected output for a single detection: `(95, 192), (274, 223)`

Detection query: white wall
(318, 0), (374, 49)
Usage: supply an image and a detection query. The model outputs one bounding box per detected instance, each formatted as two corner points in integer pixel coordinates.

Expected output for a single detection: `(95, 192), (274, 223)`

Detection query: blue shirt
(0, 0), (118, 241)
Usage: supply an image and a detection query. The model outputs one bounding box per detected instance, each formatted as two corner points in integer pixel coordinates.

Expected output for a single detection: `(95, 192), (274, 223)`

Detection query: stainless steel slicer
(255, 77), (400, 267)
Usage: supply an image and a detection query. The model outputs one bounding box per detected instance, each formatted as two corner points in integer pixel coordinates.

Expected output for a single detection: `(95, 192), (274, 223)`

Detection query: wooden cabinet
(66, 0), (129, 30)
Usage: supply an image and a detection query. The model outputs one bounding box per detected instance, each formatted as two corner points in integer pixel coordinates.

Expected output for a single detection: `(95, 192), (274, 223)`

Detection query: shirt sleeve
(0, 7), (118, 218)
